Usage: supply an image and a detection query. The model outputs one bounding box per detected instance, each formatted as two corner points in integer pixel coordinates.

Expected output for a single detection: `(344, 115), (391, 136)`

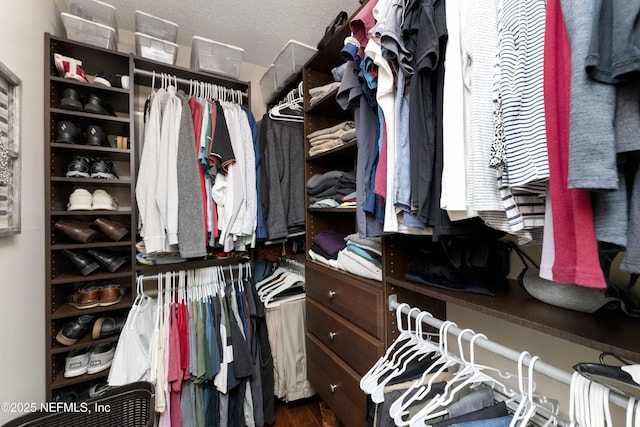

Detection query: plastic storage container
(61, 12), (117, 50)
(64, 0), (118, 42)
(135, 10), (178, 43)
(135, 32), (178, 65)
(191, 36), (244, 79)
(273, 40), (317, 87)
(260, 65), (278, 103)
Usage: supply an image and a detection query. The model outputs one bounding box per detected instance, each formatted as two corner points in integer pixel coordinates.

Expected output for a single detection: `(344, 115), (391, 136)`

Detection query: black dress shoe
(85, 125), (110, 147)
(56, 315), (94, 346)
(92, 316), (126, 339)
(83, 94), (116, 116)
(87, 249), (126, 273)
(55, 121), (84, 144)
(59, 88), (84, 111)
(61, 249), (100, 276)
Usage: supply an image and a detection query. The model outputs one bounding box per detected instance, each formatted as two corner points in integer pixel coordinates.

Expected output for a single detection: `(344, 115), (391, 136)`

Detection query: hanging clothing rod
(133, 68), (248, 99)
(137, 261), (251, 283)
(388, 295), (630, 409)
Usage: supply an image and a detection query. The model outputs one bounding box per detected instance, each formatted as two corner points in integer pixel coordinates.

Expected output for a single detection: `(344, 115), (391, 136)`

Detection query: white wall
(0, 2), (60, 423)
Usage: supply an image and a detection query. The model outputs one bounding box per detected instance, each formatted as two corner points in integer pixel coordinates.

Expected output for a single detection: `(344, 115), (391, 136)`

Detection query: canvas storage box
(191, 36), (244, 79)
(61, 12), (117, 50)
(273, 40), (316, 87)
(135, 10), (179, 43)
(135, 32), (178, 65)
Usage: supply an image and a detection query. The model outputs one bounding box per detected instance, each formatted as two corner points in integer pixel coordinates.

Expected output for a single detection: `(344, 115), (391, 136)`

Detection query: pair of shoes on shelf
(56, 313), (126, 346)
(67, 156), (118, 180)
(54, 53), (129, 90)
(67, 282), (126, 309)
(55, 122), (110, 147)
(53, 380), (110, 403)
(56, 314), (94, 346)
(59, 88), (117, 117)
(62, 249), (127, 276)
(64, 343), (115, 377)
(54, 217), (129, 243)
(93, 71), (129, 90)
(67, 188), (118, 211)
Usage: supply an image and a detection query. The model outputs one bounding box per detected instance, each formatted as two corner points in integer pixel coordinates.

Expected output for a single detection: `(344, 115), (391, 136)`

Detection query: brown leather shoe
(54, 219), (98, 243)
(67, 284), (101, 309)
(99, 283), (124, 306)
(92, 217), (129, 241)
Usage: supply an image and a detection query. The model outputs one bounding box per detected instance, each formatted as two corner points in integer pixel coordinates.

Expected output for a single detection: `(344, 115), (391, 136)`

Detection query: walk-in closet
(1, 0), (640, 426)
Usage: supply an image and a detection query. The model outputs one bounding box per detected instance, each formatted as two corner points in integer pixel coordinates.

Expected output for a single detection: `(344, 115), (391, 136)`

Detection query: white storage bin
(260, 65), (278, 103)
(61, 12), (117, 50)
(135, 10), (178, 43)
(135, 32), (178, 65)
(274, 40), (316, 87)
(191, 36), (244, 79)
(64, 0), (118, 43)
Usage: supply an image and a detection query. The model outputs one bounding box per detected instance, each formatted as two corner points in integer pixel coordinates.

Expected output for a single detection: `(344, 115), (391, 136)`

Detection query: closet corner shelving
(302, 5), (384, 427)
(44, 32), (253, 401)
(45, 33), (135, 399)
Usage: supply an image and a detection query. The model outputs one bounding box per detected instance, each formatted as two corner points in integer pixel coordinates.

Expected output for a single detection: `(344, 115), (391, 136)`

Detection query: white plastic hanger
(361, 303), (413, 390)
(361, 307), (424, 393)
(393, 321), (461, 426)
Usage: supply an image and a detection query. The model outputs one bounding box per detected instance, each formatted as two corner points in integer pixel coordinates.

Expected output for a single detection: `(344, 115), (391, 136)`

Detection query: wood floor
(272, 395), (341, 427)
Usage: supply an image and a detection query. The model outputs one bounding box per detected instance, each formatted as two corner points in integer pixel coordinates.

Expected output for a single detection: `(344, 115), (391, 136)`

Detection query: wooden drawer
(306, 332), (368, 427)
(306, 261), (384, 340)
(307, 297), (384, 376)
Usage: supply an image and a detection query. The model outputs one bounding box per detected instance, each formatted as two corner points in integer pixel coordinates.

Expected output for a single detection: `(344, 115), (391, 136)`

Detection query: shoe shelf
(50, 143), (131, 157)
(50, 81), (130, 116)
(51, 295), (133, 320)
(50, 76), (131, 94)
(50, 177), (132, 185)
(51, 210), (132, 217)
(50, 366), (109, 391)
(51, 240), (134, 251)
(50, 333), (119, 356)
(50, 264), (134, 285)
(50, 108), (131, 123)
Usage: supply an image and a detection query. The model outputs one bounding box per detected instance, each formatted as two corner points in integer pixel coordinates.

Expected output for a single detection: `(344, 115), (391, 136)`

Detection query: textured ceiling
(98, 0), (361, 67)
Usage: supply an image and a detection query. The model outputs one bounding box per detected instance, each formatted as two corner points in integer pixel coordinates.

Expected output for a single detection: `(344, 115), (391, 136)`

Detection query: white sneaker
(64, 348), (90, 377)
(87, 344), (115, 374)
(67, 188), (93, 211)
(91, 189), (118, 211)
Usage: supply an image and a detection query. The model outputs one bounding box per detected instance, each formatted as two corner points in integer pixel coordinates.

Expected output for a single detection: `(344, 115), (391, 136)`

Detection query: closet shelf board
(51, 296), (133, 320)
(50, 76), (131, 95)
(307, 140), (357, 161)
(307, 207), (357, 213)
(51, 370), (109, 390)
(51, 268), (133, 285)
(135, 254), (252, 275)
(51, 241), (134, 251)
(387, 277), (640, 361)
(50, 334), (119, 355)
(50, 210), (132, 217)
(50, 143), (131, 157)
(50, 177), (132, 185)
(50, 108), (131, 123)
(305, 89), (351, 119)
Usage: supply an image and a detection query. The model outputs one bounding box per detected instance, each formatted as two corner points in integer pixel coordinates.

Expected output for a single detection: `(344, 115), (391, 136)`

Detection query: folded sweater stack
(307, 121), (355, 156)
(307, 170), (356, 208)
(336, 233), (382, 281)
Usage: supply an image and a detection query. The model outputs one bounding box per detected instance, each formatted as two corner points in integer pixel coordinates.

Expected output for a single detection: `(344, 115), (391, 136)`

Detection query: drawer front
(306, 261), (384, 339)
(307, 298), (384, 376)
(306, 332), (368, 427)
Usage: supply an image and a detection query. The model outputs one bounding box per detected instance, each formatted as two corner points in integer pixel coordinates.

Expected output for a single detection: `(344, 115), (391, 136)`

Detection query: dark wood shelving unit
(44, 32), (254, 401)
(307, 207), (357, 213)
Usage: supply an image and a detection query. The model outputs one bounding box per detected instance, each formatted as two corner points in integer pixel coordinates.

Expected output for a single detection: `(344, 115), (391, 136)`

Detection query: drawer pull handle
(328, 291), (336, 300)
(329, 332), (336, 341)
(330, 383), (338, 393)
